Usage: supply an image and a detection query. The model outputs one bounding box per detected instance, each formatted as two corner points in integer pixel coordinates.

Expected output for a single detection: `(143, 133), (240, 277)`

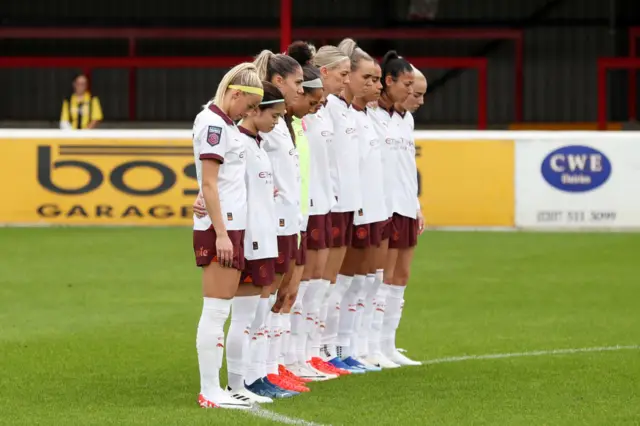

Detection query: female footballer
(192, 62), (263, 409)
(377, 65), (428, 367)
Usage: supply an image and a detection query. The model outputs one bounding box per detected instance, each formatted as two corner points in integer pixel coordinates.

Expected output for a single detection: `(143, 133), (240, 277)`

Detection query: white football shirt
(369, 104), (398, 218)
(388, 108), (418, 219)
(192, 103), (246, 231)
(351, 104), (388, 225)
(325, 94), (362, 213)
(304, 105), (335, 215)
(238, 127), (278, 260)
(260, 117), (300, 236)
(370, 104), (419, 219)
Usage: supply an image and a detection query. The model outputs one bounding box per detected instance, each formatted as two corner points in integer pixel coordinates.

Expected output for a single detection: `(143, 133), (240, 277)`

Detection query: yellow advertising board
(416, 140), (515, 227)
(0, 138), (196, 225)
(0, 135), (515, 227)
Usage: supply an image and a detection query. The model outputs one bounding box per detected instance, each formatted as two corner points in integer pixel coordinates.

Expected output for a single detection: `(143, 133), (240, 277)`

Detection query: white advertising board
(515, 138), (640, 229)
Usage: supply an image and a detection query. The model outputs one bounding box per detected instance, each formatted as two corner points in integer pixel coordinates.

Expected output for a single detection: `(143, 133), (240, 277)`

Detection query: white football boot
(226, 386), (273, 404)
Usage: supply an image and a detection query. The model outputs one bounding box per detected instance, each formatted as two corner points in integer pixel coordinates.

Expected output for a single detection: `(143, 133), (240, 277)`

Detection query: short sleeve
(91, 97), (103, 121)
(195, 116), (228, 163)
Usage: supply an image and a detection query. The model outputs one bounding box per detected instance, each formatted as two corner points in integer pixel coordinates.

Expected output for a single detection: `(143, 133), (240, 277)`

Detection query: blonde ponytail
(253, 50), (274, 81)
(213, 62), (263, 106)
(311, 45), (348, 70)
(338, 38), (373, 71)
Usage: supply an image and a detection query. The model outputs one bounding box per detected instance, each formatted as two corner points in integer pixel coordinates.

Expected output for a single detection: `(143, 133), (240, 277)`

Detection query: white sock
(196, 297), (232, 399)
(300, 279), (322, 362)
(290, 281), (309, 365)
(337, 274), (365, 358)
(322, 274), (353, 355)
(382, 285), (405, 355)
(245, 297), (270, 385)
(310, 280), (330, 360)
(351, 276), (370, 358)
(357, 273), (377, 357)
(280, 313), (291, 366)
(266, 313), (282, 375)
(226, 295), (260, 391)
(370, 283), (391, 356)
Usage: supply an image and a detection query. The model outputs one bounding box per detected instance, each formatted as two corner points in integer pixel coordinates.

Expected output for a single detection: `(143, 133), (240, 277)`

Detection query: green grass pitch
(1, 228), (639, 425)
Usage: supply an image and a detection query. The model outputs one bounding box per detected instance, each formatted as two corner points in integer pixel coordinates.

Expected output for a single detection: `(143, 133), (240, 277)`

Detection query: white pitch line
(421, 344), (640, 365)
(249, 405), (327, 426)
(248, 344), (639, 425)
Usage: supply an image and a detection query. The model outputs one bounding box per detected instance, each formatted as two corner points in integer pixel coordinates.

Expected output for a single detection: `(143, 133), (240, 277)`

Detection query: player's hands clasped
(216, 234), (234, 268)
(417, 209), (425, 235)
(193, 192), (207, 218)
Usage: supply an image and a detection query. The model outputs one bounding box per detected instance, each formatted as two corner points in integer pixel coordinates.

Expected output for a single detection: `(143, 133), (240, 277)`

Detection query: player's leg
(383, 246), (420, 366)
(368, 217), (402, 368)
(258, 259), (311, 394)
(382, 214), (421, 366)
(244, 277), (299, 399)
(195, 229), (253, 408)
(226, 273), (273, 404)
(359, 224), (388, 365)
(314, 212), (354, 376)
(304, 213), (350, 377)
(333, 243), (369, 372)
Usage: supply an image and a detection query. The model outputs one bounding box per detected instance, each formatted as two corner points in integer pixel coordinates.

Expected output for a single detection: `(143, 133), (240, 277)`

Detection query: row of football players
(191, 38), (426, 409)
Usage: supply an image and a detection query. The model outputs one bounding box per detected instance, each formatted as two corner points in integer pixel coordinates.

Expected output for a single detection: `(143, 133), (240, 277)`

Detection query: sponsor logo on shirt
(345, 128), (356, 134)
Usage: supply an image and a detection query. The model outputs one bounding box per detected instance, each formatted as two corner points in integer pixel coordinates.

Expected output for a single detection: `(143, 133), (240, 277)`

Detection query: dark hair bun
(382, 50), (401, 66)
(287, 41), (314, 66)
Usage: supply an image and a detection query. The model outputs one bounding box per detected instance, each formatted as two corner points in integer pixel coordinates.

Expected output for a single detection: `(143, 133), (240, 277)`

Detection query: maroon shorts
(388, 213), (418, 249)
(352, 221), (385, 249)
(275, 234), (297, 274)
(381, 217), (393, 240)
(193, 227), (245, 270)
(295, 231), (307, 266)
(240, 258), (276, 286)
(306, 213), (332, 250)
(329, 211), (354, 248)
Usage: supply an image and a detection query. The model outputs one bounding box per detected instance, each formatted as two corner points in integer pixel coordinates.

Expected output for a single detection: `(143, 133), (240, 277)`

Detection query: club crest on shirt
(227, 212), (233, 221)
(207, 126), (222, 146)
(253, 241), (259, 250)
(358, 208), (364, 216)
(279, 218), (285, 227)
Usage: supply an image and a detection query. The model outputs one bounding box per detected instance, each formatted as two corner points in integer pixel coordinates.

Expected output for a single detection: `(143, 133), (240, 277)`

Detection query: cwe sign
(516, 139), (640, 229)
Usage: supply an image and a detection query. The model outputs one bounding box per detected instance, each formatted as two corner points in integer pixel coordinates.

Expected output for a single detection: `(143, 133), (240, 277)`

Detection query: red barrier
(0, 56), (488, 129)
(628, 27), (640, 120)
(598, 57), (640, 130)
(0, 26), (515, 124)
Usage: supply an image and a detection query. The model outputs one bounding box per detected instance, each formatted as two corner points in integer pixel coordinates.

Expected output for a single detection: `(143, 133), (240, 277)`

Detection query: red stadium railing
(0, 56), (488, 129)
(598, 57), (640, 130)
(0, 26), (515, 125)
(628, 27), (640, 120)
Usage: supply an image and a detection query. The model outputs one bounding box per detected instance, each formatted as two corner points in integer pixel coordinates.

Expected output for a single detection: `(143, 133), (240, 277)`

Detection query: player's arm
(201, 160), (226, 236)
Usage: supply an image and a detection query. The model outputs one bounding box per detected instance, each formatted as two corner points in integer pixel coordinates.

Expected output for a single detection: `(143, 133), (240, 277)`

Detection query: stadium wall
(1, 130), (638, 230)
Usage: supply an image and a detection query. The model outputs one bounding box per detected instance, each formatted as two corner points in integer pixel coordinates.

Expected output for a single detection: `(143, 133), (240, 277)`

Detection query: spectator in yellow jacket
(60, 74), (103, 130)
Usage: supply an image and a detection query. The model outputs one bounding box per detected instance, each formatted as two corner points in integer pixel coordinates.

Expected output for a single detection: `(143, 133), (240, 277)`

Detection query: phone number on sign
(536, 211), (617, 223)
